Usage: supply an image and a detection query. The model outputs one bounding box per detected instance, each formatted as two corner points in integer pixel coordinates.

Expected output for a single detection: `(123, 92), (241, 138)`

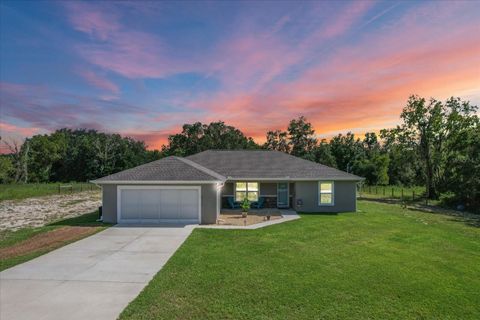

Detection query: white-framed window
(235, 182), (259, 202)
(318, 181), (334, 206)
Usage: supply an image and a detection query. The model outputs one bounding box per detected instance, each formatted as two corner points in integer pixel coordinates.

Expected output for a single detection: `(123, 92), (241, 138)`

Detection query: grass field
(359, 185), (426, 199)
(120, 200), (480, 320)
(0, 182), (97, 201)
(0, 211), (110, 271)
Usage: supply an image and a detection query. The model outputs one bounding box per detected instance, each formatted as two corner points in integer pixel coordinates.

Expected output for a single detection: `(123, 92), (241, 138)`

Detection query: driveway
(0, 225), (193, 320)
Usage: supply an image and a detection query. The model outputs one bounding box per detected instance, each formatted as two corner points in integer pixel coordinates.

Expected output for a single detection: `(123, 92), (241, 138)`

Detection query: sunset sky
(1, 0), (479, 151)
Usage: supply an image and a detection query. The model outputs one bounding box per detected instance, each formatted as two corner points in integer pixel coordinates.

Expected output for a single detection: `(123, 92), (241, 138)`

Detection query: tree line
(1, 95), (478, 212)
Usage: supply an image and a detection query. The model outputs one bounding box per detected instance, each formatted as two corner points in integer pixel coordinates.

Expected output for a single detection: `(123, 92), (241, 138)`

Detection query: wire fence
(358, 185), (431, 206)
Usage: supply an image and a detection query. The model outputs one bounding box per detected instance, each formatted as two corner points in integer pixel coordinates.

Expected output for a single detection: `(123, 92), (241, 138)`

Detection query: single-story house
(92, 150), (363, 224)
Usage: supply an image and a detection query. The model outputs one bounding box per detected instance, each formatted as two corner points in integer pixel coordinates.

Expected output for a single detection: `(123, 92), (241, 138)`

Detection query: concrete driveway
(0, 225), (193, 320)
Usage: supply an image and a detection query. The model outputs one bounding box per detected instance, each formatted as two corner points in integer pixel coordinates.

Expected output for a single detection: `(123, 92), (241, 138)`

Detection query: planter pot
(242, 212), (248, 218)
(267, 215), (271, 221)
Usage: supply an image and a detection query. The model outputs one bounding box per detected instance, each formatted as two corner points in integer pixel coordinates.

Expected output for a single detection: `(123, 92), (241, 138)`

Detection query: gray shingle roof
(93, 150), (363, 183)
(187, 150), (362, 180)
(92, 156), (221, 183)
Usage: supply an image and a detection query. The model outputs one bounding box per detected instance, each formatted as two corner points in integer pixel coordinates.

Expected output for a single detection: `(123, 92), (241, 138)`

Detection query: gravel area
(0, 191), (101, 231)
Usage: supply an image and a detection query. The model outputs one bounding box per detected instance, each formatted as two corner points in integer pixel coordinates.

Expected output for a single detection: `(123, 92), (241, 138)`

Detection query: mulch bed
(218, 213), (281, 226)
(0, 226), (98, 260)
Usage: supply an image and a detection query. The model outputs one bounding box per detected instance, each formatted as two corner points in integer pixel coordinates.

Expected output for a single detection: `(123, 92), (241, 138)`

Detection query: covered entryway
(117, 186), (200, 224)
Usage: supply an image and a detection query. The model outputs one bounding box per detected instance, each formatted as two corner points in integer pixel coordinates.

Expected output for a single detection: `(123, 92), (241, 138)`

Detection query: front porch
(221, 181), (295, 209)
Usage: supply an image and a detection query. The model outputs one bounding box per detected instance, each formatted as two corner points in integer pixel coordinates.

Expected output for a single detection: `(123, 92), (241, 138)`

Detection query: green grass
(0, 182), (98, 201)
(0, 211), (111, 271)
(120, 200), (480, 320)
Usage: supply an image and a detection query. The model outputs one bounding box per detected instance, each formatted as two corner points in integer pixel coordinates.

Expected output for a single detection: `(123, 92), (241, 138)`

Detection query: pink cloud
(77, 69), (119, 94)
(65, 2), (120, 41)
(0, 121), (40, 137)
(64, 2), (194, 79)
(319, 0), (374, 39)
(181, 3), (480, 145)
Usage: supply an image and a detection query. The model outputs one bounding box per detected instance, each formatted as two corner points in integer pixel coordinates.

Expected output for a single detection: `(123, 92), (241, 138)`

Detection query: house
(92, 150), (363, 224)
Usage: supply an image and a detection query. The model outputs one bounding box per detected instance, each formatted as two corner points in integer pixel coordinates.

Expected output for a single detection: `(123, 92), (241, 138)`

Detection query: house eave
(90, 180), (223, 185)
(225, 177), (363, 182)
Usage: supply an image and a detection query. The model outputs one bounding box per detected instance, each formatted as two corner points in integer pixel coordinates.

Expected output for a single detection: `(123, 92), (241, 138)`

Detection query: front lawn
(0, 211), (110, 271)
(120, 200), (480, 320)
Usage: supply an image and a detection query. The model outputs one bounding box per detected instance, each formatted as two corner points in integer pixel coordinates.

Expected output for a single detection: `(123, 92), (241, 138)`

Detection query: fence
(358, 185), (430, 205)
(57, 183), (96, 194)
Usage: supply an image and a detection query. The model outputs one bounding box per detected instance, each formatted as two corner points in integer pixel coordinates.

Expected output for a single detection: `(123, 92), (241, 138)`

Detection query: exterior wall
(222, 182), (234, 196)
(101, 183), (218, 224)
(293, 180), (357, 212)
(260, 183), (276, 195)
(102, 184), (117, 223)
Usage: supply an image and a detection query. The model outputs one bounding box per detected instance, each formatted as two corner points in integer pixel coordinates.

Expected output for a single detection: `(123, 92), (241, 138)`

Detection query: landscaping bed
(218, 212), (282, 226)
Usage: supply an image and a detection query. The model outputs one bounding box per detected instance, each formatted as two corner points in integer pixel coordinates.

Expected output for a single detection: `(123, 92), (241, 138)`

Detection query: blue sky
(1, 0), (479, 150)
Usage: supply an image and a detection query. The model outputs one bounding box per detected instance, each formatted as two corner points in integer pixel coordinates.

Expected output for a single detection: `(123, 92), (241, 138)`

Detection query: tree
(264, 130), (290, 153)
(380, 128), (422, 186)
(163, 121), (259, 156)
(288, 116), (317, 160)
(441, 98), (479, 211)
(2, 139), (29, 183)
(313, 140), (336, 167)
(363, 132), (380, 155)
(353, 153), (390, 185)
(0, 156), (14, 183)
(397, 95), (478, 199)
(329, 132), (364, 173)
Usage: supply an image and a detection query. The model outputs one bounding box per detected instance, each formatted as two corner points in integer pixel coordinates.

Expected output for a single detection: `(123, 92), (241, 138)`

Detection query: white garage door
(118, 186), (200, 224)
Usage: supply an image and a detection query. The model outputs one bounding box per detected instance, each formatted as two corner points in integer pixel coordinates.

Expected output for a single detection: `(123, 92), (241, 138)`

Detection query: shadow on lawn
(361, 197), (480, 228)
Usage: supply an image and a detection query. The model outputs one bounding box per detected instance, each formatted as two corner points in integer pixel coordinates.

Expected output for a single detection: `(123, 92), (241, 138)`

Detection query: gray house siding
(101, 183), (218, 224)
(293, 180), (357, 212)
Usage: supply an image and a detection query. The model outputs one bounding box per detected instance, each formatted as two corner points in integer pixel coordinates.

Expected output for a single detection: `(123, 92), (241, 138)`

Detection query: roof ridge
(175, 156), (226, 181)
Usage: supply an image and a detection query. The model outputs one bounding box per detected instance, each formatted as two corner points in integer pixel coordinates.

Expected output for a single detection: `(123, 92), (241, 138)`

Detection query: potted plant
(241, 198), (250, 218)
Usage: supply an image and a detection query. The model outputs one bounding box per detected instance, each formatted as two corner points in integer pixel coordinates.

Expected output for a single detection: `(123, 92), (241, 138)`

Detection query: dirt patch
(0, 226), (99, 260)
(0, 191), (101, 231)
(218, 213), (282, 226)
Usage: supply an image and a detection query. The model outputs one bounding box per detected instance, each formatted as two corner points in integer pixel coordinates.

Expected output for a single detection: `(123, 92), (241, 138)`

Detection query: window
(235, 182), (259, 202)
(318, 181), (334, 205)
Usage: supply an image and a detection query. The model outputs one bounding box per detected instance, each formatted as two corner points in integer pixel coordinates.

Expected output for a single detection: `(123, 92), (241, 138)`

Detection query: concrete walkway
(194, 209), (300, 230)
(0, 225), (193, 320)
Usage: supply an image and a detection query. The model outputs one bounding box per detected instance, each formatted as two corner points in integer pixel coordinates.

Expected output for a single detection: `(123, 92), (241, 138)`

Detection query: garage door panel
(140, 190), (160, 220)
(118, 187), (200, 224)
(121, 190), (140, 220)
(159, 190), (179, 220)
(179, 190), (198, 220)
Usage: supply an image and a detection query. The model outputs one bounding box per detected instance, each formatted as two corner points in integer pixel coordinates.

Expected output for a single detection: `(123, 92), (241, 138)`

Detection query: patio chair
(227, 196), (241, 209)
(251, 197), (265, 209)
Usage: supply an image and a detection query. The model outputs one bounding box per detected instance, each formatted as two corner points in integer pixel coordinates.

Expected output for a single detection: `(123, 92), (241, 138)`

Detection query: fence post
(401, 188), (403, 200)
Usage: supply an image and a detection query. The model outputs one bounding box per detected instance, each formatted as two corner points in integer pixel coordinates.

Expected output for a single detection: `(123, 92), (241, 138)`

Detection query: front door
(277, 183), (289, 208)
